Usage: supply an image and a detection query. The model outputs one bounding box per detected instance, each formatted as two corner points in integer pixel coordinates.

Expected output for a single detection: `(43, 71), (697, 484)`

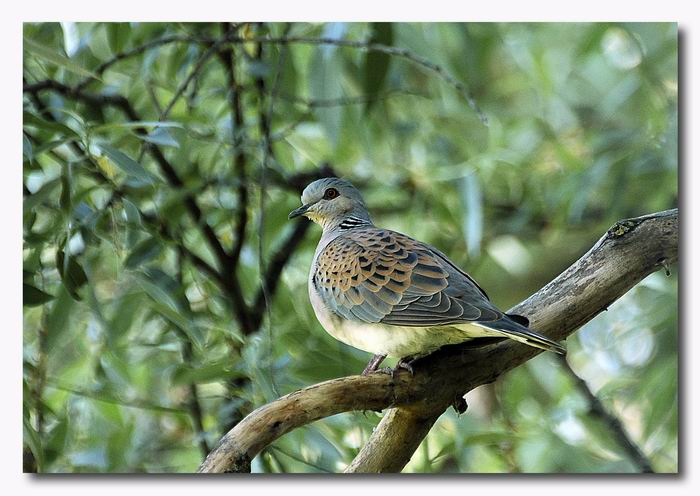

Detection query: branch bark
(197, 208), (678, 473)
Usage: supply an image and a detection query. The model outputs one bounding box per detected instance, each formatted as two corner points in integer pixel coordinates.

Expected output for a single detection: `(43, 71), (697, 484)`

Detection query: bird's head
(288, 177), (371, 230)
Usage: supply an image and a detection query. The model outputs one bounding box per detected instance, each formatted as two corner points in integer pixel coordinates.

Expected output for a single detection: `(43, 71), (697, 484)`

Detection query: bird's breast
(308, 283), (482, 357)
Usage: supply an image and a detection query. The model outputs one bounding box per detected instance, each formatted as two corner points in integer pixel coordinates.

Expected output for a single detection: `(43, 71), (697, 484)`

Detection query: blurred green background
(22, 22), (677, 473)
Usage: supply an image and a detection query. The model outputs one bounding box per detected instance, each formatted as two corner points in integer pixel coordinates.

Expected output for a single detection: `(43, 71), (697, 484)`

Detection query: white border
(4, 1), (695, 494)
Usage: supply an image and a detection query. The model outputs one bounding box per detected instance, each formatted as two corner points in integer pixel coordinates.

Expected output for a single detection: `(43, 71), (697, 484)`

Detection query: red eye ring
(323, 188), (339, 200)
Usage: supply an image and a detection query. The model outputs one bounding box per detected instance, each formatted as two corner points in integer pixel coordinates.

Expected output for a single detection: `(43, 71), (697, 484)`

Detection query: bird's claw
(395, 358), (415, 376)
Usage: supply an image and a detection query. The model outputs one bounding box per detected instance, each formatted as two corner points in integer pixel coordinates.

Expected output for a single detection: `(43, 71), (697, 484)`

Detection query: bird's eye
(323, 188), (339, 200)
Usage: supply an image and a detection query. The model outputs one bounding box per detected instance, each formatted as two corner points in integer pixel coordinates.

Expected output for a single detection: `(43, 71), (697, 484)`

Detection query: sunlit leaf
(23, 37), (100, 80)
(99, 144), (157, 183)
(23, 111), (79, 138)
(23, 178), (61, 211)
(140, 127), (179, 148)
(23, 134), (33, 163)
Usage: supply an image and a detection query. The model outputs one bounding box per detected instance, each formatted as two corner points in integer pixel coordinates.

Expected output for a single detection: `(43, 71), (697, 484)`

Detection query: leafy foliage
(23, 22), (677, 473)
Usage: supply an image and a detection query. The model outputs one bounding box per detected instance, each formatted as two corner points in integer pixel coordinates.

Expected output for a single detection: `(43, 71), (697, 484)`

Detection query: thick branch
(198, 208), (677, 473)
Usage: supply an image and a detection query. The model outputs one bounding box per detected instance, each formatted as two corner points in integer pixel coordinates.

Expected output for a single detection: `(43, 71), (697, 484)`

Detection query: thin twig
(135, 39), (223, 162)
(23, 80), (232, 276)
(557, 355), (655, 473)
(197, 209), (678, 472)
(223, 35), (486, 124)
(67, 30), (485, 122)
(268, 445), (332, 473)
(46, 381), (189, 414)
(276, 88), (429, 108)
(159, 40), (225, 121)
(250, 220), (311, 330)
(75, 34), (198, 91)
(176, 249), (211, 458)
(218, 24), (254, 335)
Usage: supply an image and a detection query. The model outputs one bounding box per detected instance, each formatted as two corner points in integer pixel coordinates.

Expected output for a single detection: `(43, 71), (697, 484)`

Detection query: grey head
(288, 177), (372, 231)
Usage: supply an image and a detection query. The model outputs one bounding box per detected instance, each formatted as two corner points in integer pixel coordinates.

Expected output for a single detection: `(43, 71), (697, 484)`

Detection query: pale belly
(324, 319), (491, 358)
(309, 284), (496, 357)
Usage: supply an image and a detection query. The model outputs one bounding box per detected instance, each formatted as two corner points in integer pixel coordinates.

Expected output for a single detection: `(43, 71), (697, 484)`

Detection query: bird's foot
(395, 356), (416, 376)
(361, 354), (387, 376)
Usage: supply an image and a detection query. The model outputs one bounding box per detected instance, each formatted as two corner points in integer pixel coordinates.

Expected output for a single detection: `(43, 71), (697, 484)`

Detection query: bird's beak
(288, 203), (311, 219)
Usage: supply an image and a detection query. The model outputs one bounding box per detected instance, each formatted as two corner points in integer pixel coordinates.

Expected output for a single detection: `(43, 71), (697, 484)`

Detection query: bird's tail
(478, 315), (566, 355)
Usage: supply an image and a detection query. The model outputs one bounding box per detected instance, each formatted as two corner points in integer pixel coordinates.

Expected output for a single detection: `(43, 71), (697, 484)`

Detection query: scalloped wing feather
(313, 228), (503, 327)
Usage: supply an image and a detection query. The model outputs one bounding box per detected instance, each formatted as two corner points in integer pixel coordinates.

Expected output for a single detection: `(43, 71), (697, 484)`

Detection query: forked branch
(198, 208), (677, 473)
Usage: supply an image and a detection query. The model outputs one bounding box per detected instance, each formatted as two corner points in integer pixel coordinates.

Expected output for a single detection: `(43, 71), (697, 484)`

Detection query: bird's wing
(314, 227), (565, 354)
(313, 227), (501, 325)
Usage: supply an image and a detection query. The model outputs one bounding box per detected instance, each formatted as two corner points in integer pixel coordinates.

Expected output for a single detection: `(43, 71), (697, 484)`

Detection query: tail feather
(478, 316), (566, 355)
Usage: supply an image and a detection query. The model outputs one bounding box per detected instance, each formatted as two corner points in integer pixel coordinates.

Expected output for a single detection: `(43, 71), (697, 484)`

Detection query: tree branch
(556, 355), (655, 473)
(197, 208), (677, 473)
(74, 34), (198, 91)
(223, 35), (486, 124)
(23, 80), (232, 274)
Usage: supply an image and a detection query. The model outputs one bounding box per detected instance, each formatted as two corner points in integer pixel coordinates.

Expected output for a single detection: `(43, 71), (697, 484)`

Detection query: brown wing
(313, 228), (499, 325)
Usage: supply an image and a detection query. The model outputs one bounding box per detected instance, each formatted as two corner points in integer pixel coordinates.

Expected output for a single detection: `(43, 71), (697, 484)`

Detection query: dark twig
(198, 209), (677, 472)
(217, 24), (254, 335)
(176, 249), (211, 458)
(223, 36), (486, 124)
(135, 39), (222, 163)
(250, 220), (311, 331)
(66, 31), (485, 121)
(23, 90), (226, 292)
(74, 34), (198, 91)
(47, 381), (189, 414)
(23, 80), (232, 276)
(276, 88), (429, 108)
(159, 41), (224, 121)
(557, 355), (655, 473)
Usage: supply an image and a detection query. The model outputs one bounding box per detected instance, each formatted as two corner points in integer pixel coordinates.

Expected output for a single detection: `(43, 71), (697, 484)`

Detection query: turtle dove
(289, 177), (565, 374)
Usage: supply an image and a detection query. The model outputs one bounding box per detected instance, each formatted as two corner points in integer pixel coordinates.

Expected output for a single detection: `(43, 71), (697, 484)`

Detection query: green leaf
(641, 357), (677, 438)
(122, 198), (142, 226)
(136, 269), (204, 349)
(171, 360), (245, 385)
(92, 121), (183, 132)
(56, 250), (88, 301)
(363, 23), (393, 113)
(106, 23), (131, 55)
(44, 418), (69, 465)
(124, 236), (162, 269)
(23, 37), (100, 80)
(461, 431), (521, 446)
(23, 111), (79, 138)
(141, 127), (179, 148)
(23, 178), (61, 211)
(23, 283), (54, 306)
(33, 138), (72, 157)
(107, 291), (143, 344)
(45, 286), (75, 350)
(23, 416), (44, 472)
(99, 144), (156, 183)
(23, 134), (33, 163)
